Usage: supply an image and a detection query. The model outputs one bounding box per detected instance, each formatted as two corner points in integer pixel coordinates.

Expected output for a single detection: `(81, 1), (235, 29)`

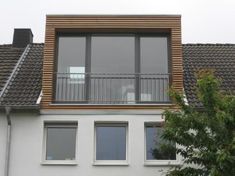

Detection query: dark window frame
(53, 32), (171, 103)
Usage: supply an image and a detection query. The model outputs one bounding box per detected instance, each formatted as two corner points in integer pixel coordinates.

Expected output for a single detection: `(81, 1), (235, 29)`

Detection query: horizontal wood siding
(41, 15), (183, 110)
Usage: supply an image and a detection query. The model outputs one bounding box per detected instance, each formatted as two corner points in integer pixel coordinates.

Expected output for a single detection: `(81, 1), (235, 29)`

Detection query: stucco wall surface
(0, 111), (175, 176)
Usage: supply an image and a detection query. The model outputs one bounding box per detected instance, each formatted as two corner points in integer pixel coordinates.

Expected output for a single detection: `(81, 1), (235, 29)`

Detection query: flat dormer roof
(46, 14), (181, 18)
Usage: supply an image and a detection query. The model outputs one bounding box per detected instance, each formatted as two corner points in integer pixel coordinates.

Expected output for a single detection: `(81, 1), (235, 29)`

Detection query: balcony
(54, 73), (171, 104)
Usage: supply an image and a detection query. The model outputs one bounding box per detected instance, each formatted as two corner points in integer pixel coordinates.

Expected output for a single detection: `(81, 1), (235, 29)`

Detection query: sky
(1, 0), (235, 44)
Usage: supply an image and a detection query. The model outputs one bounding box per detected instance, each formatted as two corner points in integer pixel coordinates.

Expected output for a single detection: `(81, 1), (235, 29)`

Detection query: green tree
(162, 71), (235, 176)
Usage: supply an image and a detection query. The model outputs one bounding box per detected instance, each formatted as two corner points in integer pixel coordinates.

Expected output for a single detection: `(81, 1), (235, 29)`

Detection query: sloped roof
(0, 43), (44, 108)
(183, 44), (235, 107)
(0, 43), (234, 108)
(0, 45), (24, 94)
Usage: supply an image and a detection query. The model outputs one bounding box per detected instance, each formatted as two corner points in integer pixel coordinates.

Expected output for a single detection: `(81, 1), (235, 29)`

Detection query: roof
(0, 42), (234, 109)
(0, 43), (44, 108)
(0, 45), (24, 94)
(183, 44), (235, 107)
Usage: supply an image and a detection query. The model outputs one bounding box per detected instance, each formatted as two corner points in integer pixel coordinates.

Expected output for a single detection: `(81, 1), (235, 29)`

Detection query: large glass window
(145, 123), (176, 160)
(95, 123), (127, 161)
(44, 123), (77, 161)
(55, 34), (170, 104)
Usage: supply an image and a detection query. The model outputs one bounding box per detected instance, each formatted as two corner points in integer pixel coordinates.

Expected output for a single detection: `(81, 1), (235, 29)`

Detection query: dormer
(41, 15), (183, 109)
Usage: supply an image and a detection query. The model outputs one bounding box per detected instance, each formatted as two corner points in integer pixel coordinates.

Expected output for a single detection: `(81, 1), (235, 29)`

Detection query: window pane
(91, 36), (135, 73)
(140, 37), (169, 102)
(96, 125), (126, 160)
(146, 125), (176, 160)
(46, 126), (76, 160)
(57, 36), (86, 73)
(140, 37), (168, 74)
(90, 36), (135, 103)
(56, 37), (86, 101)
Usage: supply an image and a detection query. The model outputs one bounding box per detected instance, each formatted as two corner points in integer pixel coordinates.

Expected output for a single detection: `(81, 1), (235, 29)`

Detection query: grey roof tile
(0, 45), (24, 93)
(183, 44), (235, 107)
(0, 43), (44, 107)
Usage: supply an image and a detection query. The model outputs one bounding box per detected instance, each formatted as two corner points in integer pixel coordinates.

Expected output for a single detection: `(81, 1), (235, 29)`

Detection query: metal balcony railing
(54, 73), (171, 104)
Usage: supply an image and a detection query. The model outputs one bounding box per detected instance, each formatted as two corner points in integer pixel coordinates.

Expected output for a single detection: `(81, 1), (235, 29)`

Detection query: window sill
(144, 160), (181, 166)
(41, 160), (78, 166)
(93, 160), (129, 166)
(50, 103), (173, 106)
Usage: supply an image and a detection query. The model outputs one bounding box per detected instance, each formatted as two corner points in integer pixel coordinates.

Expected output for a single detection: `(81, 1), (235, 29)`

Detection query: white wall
(0, 111), (175, 176)
(0, 113), (7, 176)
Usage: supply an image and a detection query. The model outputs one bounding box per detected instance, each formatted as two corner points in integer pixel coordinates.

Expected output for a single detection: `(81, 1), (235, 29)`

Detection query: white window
(94, 123), (128, 165)
(145, 123), (177, 165)
(42, 122), (77, 165)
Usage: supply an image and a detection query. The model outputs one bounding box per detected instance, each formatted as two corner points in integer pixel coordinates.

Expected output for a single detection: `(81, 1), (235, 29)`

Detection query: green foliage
(162, 71), (235, 176)
(152, 142), (176, 160)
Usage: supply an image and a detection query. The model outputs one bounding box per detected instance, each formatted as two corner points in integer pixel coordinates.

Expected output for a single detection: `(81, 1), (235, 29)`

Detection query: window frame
(41, 121), (78, 165)
(54, 33), (171, 104)
(93, 121), (129, 166)
(144, 121), (180, 166)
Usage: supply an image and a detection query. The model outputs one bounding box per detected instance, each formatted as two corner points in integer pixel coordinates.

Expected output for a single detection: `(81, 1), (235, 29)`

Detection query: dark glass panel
(140, 37), (168, 74)
(90, 36), (135, 103)
(46, 127), (76, 160)
(146, 125), (176, 160)
(96, 125), (126, 160)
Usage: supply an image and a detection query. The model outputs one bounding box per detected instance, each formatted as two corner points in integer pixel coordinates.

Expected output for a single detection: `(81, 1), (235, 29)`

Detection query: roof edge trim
(36, 90), (43, 105)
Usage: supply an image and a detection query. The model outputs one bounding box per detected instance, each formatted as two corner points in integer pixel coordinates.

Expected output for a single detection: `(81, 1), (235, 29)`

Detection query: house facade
(44, 15), (182, 176)
(0, 15), (183, 176)
(0, 15), (234, 176)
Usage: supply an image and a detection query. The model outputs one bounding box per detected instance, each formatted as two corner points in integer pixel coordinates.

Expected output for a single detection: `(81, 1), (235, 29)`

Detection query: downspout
(4, 106), (11, 176)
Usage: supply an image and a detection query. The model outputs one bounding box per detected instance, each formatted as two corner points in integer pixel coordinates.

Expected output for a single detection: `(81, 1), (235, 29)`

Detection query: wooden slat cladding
(41, 15), (183, 110)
